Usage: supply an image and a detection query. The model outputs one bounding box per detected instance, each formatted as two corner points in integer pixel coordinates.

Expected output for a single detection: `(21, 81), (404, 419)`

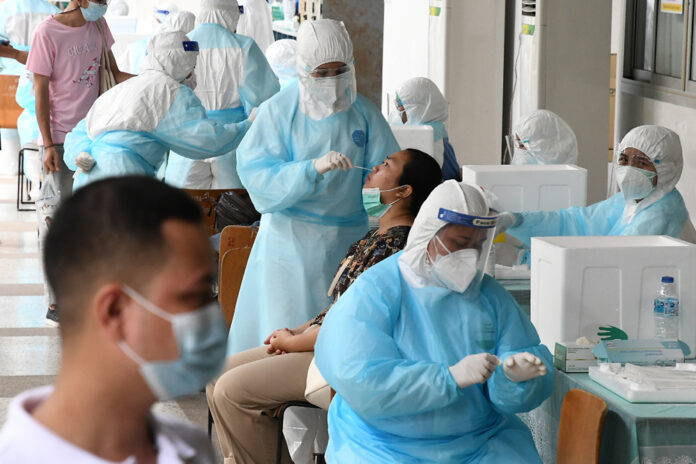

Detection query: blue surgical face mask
(362, 186), (404, 218)
(119, 286), (227, 400)
(81, 1), (108, 21)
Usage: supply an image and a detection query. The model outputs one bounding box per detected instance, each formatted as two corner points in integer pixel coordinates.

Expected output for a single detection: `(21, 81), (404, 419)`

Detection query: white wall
(614, 0), (696, 220)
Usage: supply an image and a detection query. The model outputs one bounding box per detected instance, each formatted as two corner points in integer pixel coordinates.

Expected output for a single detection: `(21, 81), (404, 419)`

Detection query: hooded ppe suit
(507, 125), (696, 245)
(63, 31), (252, 190)
(226, 19), (400, 354)
(237, 0), (274, 53)
(315, 180), (554, 463)
(511, 110), (578, 165)
(164, 0), (279, 189)
(265, 38), (297, 86)
(0, 0), (59, 144)
(388, 77), (460, 181)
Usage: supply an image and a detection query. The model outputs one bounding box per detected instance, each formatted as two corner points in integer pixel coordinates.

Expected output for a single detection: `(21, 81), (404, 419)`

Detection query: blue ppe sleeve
(63, 119), (92, 170)
(315, 270), (462, 420)
(153, 86), (251, 159)
(235, 100), (321, 214)
(508, 194), (625, 247)
(484, 281), (554, 414)
(238, 39), (280, 116)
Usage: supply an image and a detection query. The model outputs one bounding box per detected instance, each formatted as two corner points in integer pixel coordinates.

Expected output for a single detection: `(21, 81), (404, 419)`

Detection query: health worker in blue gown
(226, 18), (400, 355)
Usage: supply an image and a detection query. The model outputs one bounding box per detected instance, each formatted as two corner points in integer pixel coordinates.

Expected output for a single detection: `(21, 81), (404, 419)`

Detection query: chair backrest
(217, 225), (258, 328)
(183, 189), (248, 236)
(557, 388), (608, 464)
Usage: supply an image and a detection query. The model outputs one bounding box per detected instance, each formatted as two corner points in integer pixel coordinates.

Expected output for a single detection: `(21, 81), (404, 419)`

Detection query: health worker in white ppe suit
(164, 0), (279, 190)
(63, 31), (253, 190)
(237, 0), (274, 54)
(389, 76), (461, 181)
(315, 180), (554, 463)
(226, 19), (400, 355)
(121, 3), (193, 75)
(499, 125), (696, 244)
(510, 109), (578, 165)
(0, 0), (59, 145)
(265, 38), (297, 87)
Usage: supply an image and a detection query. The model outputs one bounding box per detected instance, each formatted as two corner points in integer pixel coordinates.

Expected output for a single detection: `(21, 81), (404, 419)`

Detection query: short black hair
(399, 148), (443, 217)
(44, 176), (203, 337)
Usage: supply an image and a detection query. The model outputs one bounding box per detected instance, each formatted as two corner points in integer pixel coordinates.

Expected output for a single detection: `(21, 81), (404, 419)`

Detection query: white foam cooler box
(390, 125), (435, 157)
(530, 235), (696, 358)
(460, 164), (587, 212)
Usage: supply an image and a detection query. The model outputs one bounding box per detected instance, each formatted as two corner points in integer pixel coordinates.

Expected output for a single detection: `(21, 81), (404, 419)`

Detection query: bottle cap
(661, 276), (674, 283)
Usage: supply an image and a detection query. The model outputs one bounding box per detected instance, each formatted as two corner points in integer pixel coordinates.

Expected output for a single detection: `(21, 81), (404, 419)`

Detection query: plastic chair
(557, 388), (608, 464)
(17, 145), (39, 211)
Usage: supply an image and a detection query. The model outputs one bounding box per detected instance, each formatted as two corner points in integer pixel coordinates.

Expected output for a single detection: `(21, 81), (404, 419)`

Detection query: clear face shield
(298, 61), (357, 120)
(426, 208), (499, 294)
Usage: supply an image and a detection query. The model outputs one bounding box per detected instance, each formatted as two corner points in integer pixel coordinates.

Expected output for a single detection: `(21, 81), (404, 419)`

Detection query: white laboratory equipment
(460, 164), (587, 212)
(510, 0), (611, 204)
(530, 235), (696, 358)
(390, 125), (435, 158)
(382, 0), (505, 165)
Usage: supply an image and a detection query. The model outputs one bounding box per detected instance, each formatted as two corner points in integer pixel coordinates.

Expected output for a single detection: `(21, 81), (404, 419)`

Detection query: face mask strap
(123, 286), (174, 322)
(118, 340), (147, 366)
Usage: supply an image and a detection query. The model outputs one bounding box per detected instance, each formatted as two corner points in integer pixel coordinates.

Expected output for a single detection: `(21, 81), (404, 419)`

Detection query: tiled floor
(0, 174), (223, 461)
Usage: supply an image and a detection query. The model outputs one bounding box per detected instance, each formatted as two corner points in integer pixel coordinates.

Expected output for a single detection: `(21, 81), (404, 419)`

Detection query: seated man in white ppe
(510, 109), (578, 165)
(226, 19), (400, 355)
(63, 31), (254, 190)
(315, 180), (553, 463)
(164, 0), (279, 190)
(499, 125), (696, 245)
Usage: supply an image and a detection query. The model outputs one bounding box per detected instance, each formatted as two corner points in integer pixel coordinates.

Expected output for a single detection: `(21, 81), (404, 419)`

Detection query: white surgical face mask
(119, 287), (227, 400)
(615, 165), (656, 201)
(182, 73), (197, 91)
(428, 235), (479, 293)
(299, 71), (356, 120)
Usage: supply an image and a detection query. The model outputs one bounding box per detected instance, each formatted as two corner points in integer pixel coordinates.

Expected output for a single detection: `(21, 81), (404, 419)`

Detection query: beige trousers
(207, 346), (315, 464)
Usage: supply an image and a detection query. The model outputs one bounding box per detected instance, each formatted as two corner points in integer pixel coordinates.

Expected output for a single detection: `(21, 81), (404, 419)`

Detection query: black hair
(44, 176), (203, 336)
(399, 148), (443, 217)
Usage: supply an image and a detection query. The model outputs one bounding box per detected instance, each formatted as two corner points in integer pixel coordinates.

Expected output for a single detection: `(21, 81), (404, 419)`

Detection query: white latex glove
(448, 353), (500, 389)
(73, 152), (96, 179)
(312, 151), (354, 175)
(496, 212), (520, 235)
(248, 107), (258, 123)
(503, 352), (547, 383)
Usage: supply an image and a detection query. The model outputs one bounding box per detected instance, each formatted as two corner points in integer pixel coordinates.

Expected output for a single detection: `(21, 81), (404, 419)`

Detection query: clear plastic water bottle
(654, 276), (680, 339)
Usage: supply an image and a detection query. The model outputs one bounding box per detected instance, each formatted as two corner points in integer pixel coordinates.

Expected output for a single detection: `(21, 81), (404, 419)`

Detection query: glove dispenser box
(530, 235), (696, 358)
(460, 164), (587, 212)
(390, 125), (435, 158)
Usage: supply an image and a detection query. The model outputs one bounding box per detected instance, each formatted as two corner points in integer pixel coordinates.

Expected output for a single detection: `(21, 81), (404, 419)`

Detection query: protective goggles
(438, 208), (498, 229)
(394, 93), (405, 110)
(617, 151), (659, 169)
(182, 41), (199, 52)
(309, 63), (352, 78)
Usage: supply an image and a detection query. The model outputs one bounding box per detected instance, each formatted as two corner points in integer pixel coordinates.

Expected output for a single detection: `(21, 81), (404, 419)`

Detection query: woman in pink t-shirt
(26, 0), (134, 326)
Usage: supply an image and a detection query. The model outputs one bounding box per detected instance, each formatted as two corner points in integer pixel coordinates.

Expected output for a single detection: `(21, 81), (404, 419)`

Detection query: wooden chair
(217, 226), (258, 328)
(557, 389), (608, 464)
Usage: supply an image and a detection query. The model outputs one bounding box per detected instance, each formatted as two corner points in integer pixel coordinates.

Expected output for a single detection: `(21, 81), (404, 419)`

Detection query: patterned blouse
(309, 225), (411, 326)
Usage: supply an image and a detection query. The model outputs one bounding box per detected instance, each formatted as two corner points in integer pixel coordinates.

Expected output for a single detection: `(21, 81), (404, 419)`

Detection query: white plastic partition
(530, 235), (696, 357)
(461, 164), (588, 212)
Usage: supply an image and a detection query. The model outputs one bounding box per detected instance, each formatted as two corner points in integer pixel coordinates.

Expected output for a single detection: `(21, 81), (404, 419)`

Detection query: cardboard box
(554, 342), (598, 373)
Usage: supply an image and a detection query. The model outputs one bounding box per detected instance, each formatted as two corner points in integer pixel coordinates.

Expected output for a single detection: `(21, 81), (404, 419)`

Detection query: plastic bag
(214, 190), (260, 232)
(36, 174), (60, 238)
(282, 407), (328, 464)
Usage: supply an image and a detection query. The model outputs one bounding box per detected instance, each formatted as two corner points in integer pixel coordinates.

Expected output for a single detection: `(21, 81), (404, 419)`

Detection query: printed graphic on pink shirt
(73, 57), (101, 88)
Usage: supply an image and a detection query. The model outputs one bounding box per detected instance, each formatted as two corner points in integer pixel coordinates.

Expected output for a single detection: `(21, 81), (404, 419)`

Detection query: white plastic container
(460, 164), (587, 212)
(390, 125), (434, 158)
(530, 235), (696, 358)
